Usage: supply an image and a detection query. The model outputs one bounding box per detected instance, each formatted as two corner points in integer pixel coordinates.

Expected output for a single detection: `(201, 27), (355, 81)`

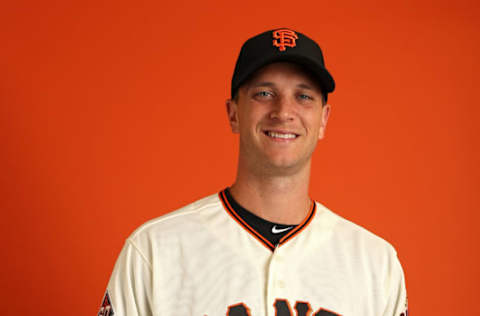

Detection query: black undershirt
(224, 188), (297, 246)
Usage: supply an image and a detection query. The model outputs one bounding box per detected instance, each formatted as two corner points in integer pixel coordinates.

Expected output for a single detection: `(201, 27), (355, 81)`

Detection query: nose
(269, 96), (295, 122)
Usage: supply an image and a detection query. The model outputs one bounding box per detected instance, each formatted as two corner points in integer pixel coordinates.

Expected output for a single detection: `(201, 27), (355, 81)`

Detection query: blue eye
(254, 91), (273, 98)
(298, 94), (313, 100)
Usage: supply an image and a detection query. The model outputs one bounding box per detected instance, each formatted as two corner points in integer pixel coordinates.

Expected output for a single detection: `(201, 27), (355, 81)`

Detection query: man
(98, 28), (408, 316)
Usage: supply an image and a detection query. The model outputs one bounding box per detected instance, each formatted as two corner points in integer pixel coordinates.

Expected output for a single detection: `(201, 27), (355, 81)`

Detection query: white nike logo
(271, 225), (294, 234)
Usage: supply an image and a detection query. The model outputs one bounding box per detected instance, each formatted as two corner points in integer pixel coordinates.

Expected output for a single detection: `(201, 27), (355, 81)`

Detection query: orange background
(1, 0), (479, 314)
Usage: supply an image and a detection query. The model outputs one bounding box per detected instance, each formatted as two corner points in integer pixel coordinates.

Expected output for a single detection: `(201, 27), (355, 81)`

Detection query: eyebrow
(249, 82), (315, 90)
(249, 82), (275, 88)
(296, 83), (315, 90)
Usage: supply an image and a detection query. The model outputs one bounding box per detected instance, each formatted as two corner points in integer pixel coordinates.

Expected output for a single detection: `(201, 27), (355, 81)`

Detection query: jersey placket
(266, 245), (287, 316)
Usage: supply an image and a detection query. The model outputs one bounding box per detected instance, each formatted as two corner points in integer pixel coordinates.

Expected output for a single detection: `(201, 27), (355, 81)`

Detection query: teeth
(267, 131), (297, 139)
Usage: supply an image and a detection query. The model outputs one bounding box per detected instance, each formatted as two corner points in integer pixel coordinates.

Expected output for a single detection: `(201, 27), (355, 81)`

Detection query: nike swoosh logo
(271, 225), (294, 234)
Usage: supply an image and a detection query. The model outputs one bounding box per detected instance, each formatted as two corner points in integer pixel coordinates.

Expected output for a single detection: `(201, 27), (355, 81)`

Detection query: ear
(318, 104), (331, 140)
(226, 99), (240, 133)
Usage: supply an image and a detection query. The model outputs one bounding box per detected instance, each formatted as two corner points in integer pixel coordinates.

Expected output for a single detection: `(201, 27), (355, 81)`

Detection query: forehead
(242, 62), (322, 91)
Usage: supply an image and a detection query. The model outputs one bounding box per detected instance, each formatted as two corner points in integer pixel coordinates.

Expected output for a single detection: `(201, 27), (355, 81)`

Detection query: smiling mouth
(264, 130), (299, 140)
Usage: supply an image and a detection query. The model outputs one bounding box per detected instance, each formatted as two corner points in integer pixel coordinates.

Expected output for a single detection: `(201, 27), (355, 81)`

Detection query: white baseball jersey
(98, 191), (408, 316)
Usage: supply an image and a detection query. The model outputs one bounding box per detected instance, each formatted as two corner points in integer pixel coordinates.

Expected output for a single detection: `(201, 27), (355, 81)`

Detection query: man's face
(227, 62), (331, 175)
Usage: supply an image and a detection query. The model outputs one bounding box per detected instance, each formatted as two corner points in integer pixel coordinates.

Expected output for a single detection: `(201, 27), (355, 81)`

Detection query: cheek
(307, 116), (324, 139)
(304, 111), (321, 128)
(239, 107), (264, 129)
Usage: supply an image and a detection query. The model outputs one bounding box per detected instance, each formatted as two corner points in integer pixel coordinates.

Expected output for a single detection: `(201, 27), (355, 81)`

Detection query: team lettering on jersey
(227, 299), (340, 316)
(97, 291), (114, 316)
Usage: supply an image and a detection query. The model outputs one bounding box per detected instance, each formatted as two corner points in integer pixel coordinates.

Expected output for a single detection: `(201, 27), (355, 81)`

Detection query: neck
(229, 160), (312, 225)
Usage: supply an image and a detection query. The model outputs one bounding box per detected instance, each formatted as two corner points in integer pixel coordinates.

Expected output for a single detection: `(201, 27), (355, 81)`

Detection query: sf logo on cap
(272, 29), (298, 51)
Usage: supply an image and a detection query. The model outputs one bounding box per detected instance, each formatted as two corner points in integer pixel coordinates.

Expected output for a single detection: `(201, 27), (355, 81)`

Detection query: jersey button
(277, 280), (285, 288)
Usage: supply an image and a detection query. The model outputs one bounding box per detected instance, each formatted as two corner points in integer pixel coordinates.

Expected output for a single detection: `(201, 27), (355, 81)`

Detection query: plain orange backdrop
(1, 0), (479, 314)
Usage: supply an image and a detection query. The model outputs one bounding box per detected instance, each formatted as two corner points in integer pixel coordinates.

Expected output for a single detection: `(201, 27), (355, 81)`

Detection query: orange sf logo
(272, 29), (298, 51)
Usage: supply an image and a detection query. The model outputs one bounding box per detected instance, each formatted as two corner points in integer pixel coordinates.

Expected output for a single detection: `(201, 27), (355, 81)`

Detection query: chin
(265, 151), (313, 171)
(267, 157), (304, 171)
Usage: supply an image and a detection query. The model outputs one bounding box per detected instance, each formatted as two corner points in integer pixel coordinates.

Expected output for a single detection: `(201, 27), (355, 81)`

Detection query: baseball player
(98, 28), (408, 316)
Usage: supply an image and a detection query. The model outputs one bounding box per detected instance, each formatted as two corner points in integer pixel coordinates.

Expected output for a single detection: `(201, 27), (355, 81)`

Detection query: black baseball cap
(231, 28), (335, 101)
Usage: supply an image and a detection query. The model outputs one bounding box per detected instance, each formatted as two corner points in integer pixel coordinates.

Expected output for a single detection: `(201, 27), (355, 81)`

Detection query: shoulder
(131, 193), (221, 236)
(124, 193), (223, 256)
(313, 201), (398, 259)
(312, 202), (404, 293)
